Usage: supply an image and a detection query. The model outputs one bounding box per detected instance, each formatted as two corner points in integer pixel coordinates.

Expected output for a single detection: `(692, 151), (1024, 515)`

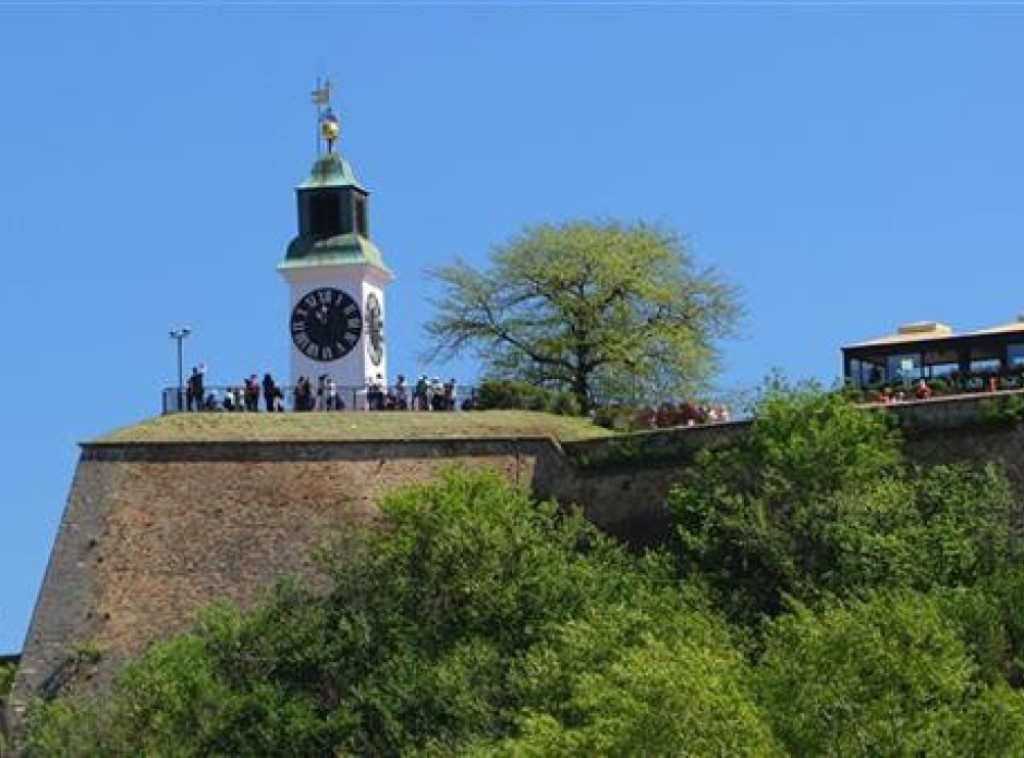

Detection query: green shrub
(592, 405), (634, 431)
(981, 393), (1024, 427)
(0, 662), (13, 701)
(1, 661), (16, 756)
(592, 405), (660, 431)
(473, 379), (580, 415)
(756, 591), (1024, 756)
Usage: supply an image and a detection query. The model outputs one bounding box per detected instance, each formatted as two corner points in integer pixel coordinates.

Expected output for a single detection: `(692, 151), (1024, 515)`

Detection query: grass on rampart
(93, 410), (615, 445)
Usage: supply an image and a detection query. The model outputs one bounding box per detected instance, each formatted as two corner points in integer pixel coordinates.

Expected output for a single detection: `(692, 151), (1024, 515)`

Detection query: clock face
(290, 287), (362, 362)
(365, 292), (384, 367)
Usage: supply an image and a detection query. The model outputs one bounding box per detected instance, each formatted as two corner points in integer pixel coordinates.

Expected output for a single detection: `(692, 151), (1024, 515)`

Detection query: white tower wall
(281, 262), (391, 407)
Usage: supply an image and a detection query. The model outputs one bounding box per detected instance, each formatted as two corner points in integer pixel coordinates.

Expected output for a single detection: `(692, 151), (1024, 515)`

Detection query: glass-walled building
(842, 316), (1024, 389)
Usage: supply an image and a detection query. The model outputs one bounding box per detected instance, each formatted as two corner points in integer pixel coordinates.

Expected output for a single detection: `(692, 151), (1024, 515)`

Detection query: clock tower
(278, 81), (393, 402)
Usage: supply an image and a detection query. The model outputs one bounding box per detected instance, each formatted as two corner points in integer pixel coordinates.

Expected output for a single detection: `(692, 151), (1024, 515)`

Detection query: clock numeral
(321, 346), (334, 361)
(304, 343), (320, 360)
(347, 317), (362, 330)
(343, 332), (358, 346)
(343, 303), (357, 316)
(304, 295), (317, 309)
(317, 290), (332, 304)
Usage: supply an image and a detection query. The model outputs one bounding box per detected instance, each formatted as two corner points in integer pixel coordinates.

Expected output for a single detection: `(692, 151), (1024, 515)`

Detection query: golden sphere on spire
(320, 110), (340, 144)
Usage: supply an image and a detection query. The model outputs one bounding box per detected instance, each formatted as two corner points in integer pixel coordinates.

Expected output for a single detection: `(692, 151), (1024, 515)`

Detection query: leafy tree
(671, 383), (901, 620)
(671, 383), (1022, 623)
(425, 220), (739, 411)
(756, 591), (1024, 756)
(493, 598), (780, 756)
(938, 569), (1024, 689)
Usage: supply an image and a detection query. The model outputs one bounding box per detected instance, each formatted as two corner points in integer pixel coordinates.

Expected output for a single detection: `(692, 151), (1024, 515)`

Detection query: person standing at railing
(186, 366), (204, 412)
(445, 378), (457, 411)
(315, 375), (327, 411)
(429, 378), (445, 411)
(185, 367), (197, 411)
(327, 377), (343, 410)
(262, 373), (276, 412)
(414, 375), (429, 411)
(293, 376), (308, 412)
(395, 375), (408, 410)
(244, 375), (259, 412)
(366, 373), (385, 410)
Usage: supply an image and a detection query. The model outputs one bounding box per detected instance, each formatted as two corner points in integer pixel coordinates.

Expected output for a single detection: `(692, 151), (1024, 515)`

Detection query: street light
(169, 327), (192, 412)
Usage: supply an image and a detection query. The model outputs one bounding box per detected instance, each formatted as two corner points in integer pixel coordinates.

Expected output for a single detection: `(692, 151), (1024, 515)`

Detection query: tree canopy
(671, 382), (1023, 623)
(424, 220), (740, 411)
(757, 591), (1024, 756)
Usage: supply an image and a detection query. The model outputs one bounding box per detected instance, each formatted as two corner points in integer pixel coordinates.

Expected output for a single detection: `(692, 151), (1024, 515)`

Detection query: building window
(886, 354), (921, 384)
(354, 195), (368, 237)
(970, 358), (1002, 374)
(969, 343), (1003, 374)
(849, 359), (883, 387)
(1009, 344), (1024, 368)
(309, 193), (342, 238)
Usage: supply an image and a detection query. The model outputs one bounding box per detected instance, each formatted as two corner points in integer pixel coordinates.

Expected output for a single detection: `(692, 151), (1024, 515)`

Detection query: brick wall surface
(8, 439), (550, 736)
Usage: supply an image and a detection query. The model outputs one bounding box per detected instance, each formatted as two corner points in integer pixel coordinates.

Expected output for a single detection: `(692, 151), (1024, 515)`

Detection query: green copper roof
(297, 152), (365, 192)
(280, 232), (390, 271)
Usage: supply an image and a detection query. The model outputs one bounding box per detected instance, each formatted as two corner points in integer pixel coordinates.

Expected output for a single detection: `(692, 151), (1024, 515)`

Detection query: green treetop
(424, 220), (740, 412)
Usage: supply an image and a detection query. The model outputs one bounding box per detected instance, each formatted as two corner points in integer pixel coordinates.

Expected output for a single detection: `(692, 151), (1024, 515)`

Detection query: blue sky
(2, 4), (1023, 653)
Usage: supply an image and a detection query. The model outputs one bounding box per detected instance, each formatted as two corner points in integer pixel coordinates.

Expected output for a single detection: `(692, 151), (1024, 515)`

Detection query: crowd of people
(181, 366), (462, 413)
(634, 401), (732, 429)
(866, 370), (1024, 405)
(874, 379), (934, 405)
(180, 366), (733, 430)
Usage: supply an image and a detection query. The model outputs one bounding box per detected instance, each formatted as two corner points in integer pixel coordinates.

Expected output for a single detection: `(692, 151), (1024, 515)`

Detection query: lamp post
(169, 327), (191, 412)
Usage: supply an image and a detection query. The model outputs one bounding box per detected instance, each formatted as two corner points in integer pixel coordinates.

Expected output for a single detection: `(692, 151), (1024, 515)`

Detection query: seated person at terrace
(915, 379), (933, 400)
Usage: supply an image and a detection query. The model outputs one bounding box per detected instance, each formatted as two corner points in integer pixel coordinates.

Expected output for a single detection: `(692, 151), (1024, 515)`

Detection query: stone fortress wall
(9, 392), (1024, 736)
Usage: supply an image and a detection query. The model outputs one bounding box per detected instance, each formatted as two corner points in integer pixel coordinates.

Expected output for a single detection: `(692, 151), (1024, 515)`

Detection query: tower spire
(311, 76), (340, 155)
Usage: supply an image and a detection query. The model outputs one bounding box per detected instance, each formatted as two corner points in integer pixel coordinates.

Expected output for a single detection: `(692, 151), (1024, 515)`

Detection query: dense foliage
(425, 220), (739, 411)
(471, 378), (581, 416)
(757, 591), (1024, 755)
(27, 387), (1024, 755)
(1, 660), (14, 755)
(671, 384), (1022, 621)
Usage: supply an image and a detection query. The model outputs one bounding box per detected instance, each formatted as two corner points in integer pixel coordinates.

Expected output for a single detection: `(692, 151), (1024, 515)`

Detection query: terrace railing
(849, 368), (1024, 403)
(162, 385), (477, 415)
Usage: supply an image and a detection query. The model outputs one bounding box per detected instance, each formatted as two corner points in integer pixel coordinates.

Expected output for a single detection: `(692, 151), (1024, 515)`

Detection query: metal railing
(162, 384), (476, 415)
(848, 368), (1024, 403)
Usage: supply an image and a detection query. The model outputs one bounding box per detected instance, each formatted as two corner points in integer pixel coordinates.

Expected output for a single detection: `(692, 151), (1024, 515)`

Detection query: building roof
(297, 152), (366, 192)
(966, 318), (1024, 337)
(280, 232), (390, 272)
(843, 315), (1024, 352)
(844, 321), (953, 349)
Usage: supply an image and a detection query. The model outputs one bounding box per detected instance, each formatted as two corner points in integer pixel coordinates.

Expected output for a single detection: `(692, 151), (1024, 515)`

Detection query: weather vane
(311, 76), (340, 155)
